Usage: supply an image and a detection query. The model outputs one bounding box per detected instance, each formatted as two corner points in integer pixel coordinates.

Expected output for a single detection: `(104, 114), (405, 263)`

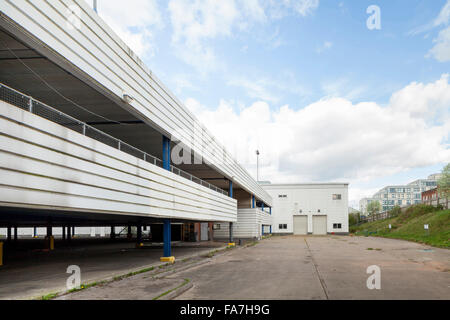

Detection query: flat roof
(262, 182), (349, 187)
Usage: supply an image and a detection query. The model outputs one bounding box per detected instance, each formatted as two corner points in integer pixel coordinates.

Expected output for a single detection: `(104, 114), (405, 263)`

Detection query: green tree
(349, 211), (361, 226)
(437, 163), (450, 199)
(367, 201), (381, 216)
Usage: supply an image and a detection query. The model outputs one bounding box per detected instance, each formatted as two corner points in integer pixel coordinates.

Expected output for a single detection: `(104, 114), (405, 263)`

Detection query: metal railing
(0, 83), (228, 196)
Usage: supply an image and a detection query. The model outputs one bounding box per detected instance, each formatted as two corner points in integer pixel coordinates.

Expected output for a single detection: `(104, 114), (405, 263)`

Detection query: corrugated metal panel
(215, 208), (272, 239)
(0, 100), (237, 221)
(0, 0), (272, 206)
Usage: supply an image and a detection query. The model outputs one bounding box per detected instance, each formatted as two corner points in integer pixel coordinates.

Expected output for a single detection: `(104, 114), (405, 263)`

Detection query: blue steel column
(162, 136), (172, 258)
(252, 195), (255, 208)
(229, 180), (234, 243)
(162, 136), (171, 171)
(269, 207), (272, 234)
(163, 219), (171, 257)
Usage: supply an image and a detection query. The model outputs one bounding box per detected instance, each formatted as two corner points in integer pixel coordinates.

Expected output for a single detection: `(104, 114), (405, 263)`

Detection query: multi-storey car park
(0, 0), (273, 263)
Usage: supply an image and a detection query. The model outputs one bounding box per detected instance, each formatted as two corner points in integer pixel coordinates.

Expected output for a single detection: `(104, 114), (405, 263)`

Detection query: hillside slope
(350, 205), (449, 248)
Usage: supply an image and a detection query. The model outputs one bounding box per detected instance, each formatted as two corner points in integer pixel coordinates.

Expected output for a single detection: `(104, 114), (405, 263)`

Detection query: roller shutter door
(293, 215), (308, 235)
(312, 215), (327, 235)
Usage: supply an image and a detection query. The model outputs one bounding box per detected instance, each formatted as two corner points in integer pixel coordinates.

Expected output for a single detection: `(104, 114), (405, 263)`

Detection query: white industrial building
(262, 183), (349, 235)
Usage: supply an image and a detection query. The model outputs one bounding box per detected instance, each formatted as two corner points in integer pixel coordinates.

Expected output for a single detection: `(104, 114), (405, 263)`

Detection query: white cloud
(321, 77), (367, 101)
(185, 75), (450, 187)
(92, 0), (163, 57)
(284, 0), (320, 17)
(266, 0), (320, 19)
(390, 74), (450, 121)
(433, 0), (450, 27)
(409, 0), (450, 62)
(316, 41), (333, 54)
(227, 73), (308, 103)
(168, 0), (240, 71)
(428, 26), (450, 62)
(167, 0), (320, 70)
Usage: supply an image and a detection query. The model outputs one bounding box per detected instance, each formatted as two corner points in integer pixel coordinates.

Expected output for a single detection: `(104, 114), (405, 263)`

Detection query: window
(332, 194), (342, 200)
(278, 224), (288, 230)
(213, 224), (221, 230)
(278, 194), (287, 198)
(333, 223), (342, 229)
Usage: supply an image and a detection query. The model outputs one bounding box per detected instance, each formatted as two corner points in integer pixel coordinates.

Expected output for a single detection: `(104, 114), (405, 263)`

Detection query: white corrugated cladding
(0, 0), (272, 207)
(0, 101), (237, 221)
(214, 208), (272, 239)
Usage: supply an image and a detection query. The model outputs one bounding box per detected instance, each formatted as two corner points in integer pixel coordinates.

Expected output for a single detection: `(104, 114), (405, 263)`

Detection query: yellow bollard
(160, 256), (175, 264)
(49, 236), (54, 251)
(0, 242), (3, 266)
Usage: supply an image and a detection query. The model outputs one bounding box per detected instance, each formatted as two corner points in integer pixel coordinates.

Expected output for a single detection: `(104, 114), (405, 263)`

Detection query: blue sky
(89, 0), (450, 207)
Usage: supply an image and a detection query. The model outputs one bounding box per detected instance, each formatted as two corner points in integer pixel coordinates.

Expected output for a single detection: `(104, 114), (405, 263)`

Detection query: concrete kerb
(154, 279), (193, 300)
(33, 242), (246, 300)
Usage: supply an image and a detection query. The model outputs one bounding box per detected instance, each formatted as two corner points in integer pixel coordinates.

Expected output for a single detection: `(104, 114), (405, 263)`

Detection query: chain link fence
(0, 83), (228, 196)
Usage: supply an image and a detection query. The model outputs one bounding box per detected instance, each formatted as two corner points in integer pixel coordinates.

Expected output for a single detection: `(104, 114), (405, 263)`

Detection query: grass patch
(152, 278), (190, 300)
(352, 206), (449, 248)
(246, 241), (258, 247)
(41, 293), (58, 300)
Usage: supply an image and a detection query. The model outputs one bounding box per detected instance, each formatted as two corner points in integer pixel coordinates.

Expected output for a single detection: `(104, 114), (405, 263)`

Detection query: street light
(256, 150), (260, 182)
(93, 0), (98, 13)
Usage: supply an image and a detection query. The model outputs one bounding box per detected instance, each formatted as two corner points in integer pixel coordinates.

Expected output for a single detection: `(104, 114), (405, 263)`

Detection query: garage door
(293, 216), (308, 235)
(312, 215), (327, 235)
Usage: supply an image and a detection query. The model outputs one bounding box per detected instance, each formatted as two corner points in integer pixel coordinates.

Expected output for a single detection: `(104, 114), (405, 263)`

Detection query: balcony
(0, 83), (237, 222)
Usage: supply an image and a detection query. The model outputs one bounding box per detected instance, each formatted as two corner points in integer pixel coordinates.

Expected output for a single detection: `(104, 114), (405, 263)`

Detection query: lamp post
(256, 150), (260, 182)
(93, 0), (98, 13)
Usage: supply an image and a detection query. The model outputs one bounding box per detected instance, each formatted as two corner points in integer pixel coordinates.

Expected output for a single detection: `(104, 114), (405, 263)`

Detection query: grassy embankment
(350, 205), (449, 248)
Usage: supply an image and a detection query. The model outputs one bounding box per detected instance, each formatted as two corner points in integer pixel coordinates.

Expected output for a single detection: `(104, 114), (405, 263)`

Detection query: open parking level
(0, 238), (225, 300)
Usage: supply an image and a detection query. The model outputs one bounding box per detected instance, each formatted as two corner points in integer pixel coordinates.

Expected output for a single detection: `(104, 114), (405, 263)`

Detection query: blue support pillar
(162, 136), (171, 171)
(252, 195), (255, 208)
(163, 219), (172, 257)
(228, 180), (234, 245)
(161, 136), (174, 262)
(270, 225), (272, 234)
(270, 207), (272, 215)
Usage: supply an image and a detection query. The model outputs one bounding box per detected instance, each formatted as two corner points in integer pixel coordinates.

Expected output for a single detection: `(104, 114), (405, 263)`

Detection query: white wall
(0, 101), (237, 222)
(263, 184), (349, 234)
(214, 208), (272, 240)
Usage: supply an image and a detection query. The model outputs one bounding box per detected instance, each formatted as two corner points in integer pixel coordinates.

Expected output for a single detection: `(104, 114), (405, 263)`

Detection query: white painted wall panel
(263, 184), (349, 234)
(0, 0), (272, 206)
(214, 208), (272, 239)
(0, 101), (237, 221)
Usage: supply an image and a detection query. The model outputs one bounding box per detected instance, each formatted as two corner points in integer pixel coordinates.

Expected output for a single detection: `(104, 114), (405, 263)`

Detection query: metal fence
(0, 83), (228, 196)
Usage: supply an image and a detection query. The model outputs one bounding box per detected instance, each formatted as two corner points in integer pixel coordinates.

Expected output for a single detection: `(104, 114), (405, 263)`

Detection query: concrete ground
(2, 236), (449, 300)
(0, 238), (224, 300)
(174, 235), (449, 300)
